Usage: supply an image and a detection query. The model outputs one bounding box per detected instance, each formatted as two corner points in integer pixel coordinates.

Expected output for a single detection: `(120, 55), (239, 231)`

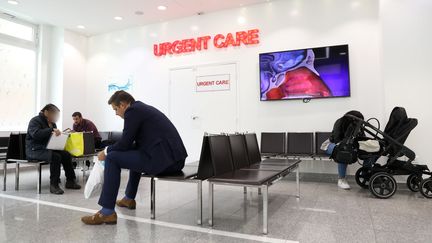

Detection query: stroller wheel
(369, 172), (397, 199)
(406, 174), (422, 192)
(355, 167), (371, 189)
(420, 178), (432, 198)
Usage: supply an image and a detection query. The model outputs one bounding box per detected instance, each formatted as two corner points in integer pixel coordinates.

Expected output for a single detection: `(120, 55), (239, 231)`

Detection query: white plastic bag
(84, 160), (105, 199)
(320, 138), (331, 151)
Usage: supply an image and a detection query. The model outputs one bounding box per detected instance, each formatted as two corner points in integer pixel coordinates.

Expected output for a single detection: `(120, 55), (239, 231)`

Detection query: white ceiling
(0, 0), (271, 36)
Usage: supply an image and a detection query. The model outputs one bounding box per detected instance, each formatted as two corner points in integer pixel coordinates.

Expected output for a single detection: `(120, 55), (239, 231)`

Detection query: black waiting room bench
(260, 131), (333, 160)
(141, 133), (301, 234)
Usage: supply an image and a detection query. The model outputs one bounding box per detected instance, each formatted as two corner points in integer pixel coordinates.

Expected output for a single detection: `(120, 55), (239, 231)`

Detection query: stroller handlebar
(343, 114), (416, 161)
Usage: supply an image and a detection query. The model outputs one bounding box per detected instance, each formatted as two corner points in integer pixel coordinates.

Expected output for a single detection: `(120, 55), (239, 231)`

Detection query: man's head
(41, 104), (60, 123)
(72, 112), (83, 125)
(108, 91), (135, 119)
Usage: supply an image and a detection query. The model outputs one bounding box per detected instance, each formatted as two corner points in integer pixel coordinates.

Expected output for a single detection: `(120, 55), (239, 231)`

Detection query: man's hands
(98, 151), (106, 161)
(53, 128), (61, 136)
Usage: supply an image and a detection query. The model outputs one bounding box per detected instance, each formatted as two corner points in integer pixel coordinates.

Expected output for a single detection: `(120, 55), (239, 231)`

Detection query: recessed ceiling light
(157, 5), (167, 11)
(77, 25), (85, 29)
(7, 0), (19, 5)
(114, 16), (123, 20)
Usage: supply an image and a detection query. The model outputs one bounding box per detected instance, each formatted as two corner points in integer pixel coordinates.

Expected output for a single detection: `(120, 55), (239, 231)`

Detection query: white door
(169, 63), (238, 162)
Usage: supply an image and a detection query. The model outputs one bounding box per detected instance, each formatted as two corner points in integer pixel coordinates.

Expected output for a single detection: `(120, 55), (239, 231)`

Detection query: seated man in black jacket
(81, 91), (187, 225)
(26, 104), (81, 194)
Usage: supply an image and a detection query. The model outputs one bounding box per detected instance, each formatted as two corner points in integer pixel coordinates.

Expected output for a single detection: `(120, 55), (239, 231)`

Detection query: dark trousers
(98, 150), (184, 209)
(26, 149), (76, 185)
(50, 151), (76, 185)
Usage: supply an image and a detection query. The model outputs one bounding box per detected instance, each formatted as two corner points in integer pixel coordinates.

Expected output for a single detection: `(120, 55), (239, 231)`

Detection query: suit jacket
(25, 113), (56, 160)
(108, 101), (188, 174)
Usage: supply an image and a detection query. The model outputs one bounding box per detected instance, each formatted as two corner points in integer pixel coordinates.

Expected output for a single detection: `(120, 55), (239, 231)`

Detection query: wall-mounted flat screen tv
(259, 44), (350, 101)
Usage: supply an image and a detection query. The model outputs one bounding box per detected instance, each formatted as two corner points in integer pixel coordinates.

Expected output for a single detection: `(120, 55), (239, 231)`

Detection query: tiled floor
(0, 167), (431, 243)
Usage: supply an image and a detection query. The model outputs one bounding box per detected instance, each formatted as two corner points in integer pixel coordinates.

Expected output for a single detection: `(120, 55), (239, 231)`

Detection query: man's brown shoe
(116, 198), (136, 210)
(81, 211), (117, 225)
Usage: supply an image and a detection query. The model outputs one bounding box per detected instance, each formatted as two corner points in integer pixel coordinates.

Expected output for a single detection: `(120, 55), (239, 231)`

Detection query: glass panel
(0, 17), (34, 41)
(0, 42), (36, 130)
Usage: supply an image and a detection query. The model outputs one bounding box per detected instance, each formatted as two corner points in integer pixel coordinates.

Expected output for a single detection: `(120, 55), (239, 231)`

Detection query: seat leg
(262, 185), (268, 235)
(243, 186), (247, 194)
(150, 177), (156, 219)
(37, 163), (42, 194)
(258, 187), (262, 195)
(296, 166), (300, 199)
(197, 180), (202, 225)
(3, 162), (7, 191)
(15, 162), (20, 191)
(209, 182), (214, 226)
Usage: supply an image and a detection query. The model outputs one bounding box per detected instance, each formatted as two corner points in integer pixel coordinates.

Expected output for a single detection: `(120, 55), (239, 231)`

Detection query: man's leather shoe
(81, 211), (117, 225)
(65, 180), (81, 190)
(116, 198), (136, 210)
(50, 184), (64, 195)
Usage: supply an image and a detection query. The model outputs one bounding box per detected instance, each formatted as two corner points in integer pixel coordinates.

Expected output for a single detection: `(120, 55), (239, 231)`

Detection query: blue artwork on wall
(108, 77), (133, 92)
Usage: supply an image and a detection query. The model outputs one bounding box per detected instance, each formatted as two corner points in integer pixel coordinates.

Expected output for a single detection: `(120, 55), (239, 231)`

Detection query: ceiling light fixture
(157, 5), (167, 11)
(76, 25), (85, 29)
(114, 16), (123, 20)
(7, 0), (19, 5)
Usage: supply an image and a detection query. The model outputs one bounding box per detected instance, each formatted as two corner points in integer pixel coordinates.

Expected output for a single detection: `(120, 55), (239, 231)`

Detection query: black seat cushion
(260, 159), (301, 166)
(242, 163), (291, 171)
(142, 165), (198, 180)
(208, 170), (280, 185)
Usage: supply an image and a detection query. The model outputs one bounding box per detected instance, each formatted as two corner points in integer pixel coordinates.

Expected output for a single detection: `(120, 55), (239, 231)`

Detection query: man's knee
(51, 153), (62, 163)
(105, 151), (120, 163)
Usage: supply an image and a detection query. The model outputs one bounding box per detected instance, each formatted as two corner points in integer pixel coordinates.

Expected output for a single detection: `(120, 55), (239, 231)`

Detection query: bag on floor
(84, 160), (105, 199)
(65, 132), (95, 156)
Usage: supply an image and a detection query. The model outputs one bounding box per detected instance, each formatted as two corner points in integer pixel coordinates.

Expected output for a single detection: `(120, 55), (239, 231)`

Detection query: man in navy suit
(82, 91), (187, 225)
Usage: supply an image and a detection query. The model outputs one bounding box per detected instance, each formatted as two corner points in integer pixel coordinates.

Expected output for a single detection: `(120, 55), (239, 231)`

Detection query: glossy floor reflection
(0, 168), (431, 243)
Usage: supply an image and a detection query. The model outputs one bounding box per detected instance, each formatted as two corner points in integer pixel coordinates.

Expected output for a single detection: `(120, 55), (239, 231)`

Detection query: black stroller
(331, 107), (432, 199)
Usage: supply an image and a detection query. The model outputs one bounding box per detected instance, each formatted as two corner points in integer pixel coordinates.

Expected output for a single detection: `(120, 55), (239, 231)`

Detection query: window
(0, 15), (38, 131)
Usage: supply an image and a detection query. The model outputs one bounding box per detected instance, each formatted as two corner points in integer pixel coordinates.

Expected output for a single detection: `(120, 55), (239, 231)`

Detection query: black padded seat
(287, 132), (314, 156)
(208, 169), (280, 185)
(243, 163), (291, 171)
(247, 159), (300, 170)
(314, 132), (332, 157)
(260, 132), (286, 156)
(142, 165), (198, 180)
(261, 158), (300, 165)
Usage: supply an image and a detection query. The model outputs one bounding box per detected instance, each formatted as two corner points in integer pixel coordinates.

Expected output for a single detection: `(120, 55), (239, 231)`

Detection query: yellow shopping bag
(65, 132), (85, 156)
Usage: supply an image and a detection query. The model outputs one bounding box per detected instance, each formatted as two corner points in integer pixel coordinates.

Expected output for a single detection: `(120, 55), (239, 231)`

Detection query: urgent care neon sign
(153, 29), (260, 57)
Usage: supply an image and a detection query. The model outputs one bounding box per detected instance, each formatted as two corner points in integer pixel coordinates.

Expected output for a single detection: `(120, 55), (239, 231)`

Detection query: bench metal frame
(208, 163), (300, 234)
(149, 176), (203, 225)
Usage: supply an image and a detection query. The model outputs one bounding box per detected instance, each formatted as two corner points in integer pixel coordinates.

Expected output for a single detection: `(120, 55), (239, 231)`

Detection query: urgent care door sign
(153, 29), (260, 57)
(196, 74), (230, 92)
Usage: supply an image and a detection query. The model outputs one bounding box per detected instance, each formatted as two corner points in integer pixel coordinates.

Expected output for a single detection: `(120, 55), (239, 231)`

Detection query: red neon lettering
(213, 34), (225, 48)
(153, 29), (260, 56)
(236, 31), (249, 45)
(247, 29), (260, 45)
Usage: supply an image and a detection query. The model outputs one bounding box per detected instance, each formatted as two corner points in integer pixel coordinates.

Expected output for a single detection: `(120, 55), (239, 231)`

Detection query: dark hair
(72, 112), (82, 118)
(345, 110), (364, 120)
(108, 91), (135, 106)
(41, 104), (60, 113)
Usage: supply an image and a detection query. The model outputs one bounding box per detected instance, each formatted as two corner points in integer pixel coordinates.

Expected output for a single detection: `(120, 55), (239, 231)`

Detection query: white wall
(86, 0), (383, 130)
(380, 0), (432, 168)
(62, 30), (88, 129)
(83, 0), (383, 174)
(56, 0), (432, 173)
